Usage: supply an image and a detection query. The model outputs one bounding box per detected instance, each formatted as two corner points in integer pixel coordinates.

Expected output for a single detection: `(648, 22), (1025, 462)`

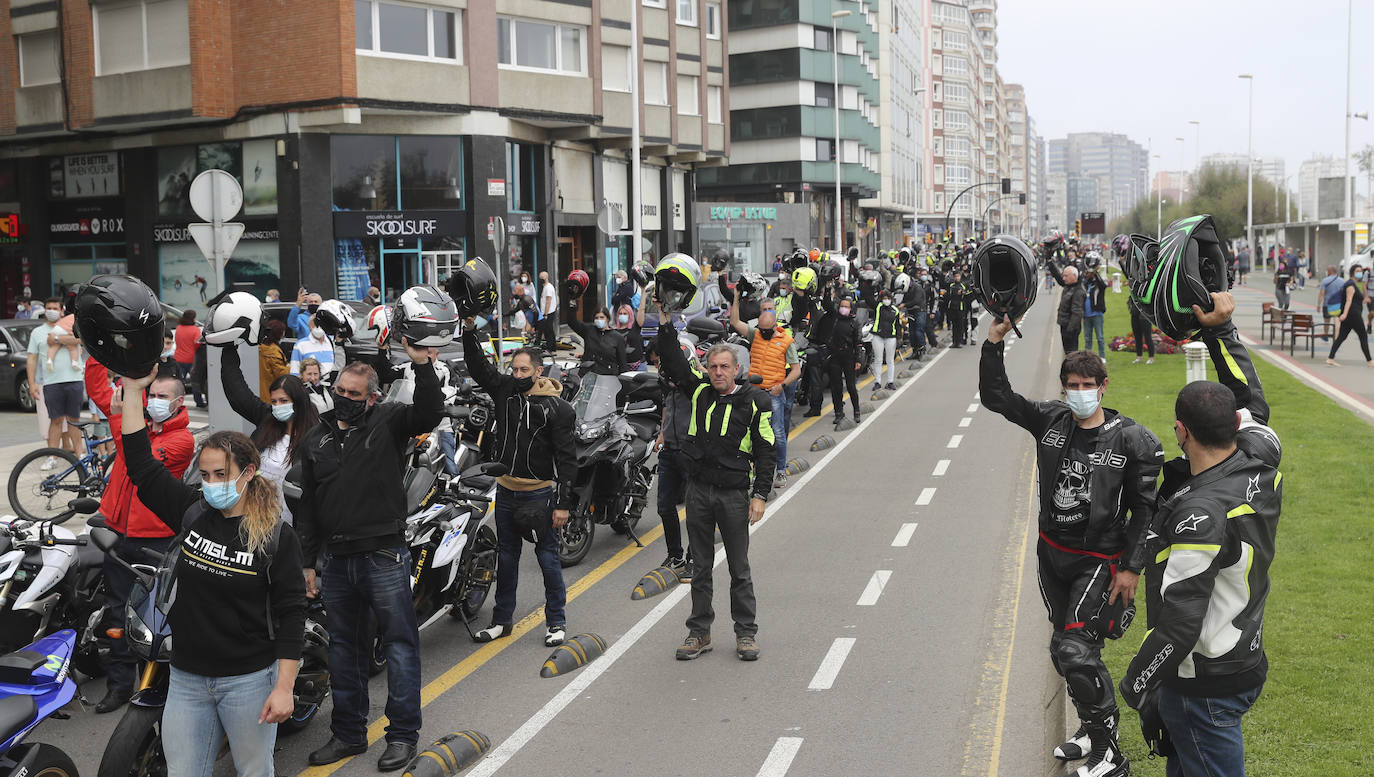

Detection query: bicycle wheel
(8, 448), (89, 522)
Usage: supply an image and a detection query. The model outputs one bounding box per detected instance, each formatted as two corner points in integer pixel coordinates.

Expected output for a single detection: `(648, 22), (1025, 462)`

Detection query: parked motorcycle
(0, 499), (105, 680)
(0, 629), (81, 777)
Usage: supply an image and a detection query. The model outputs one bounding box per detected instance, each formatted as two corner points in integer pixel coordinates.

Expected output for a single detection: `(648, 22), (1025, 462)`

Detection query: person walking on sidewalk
(1273, 260), (1293, 311)
(1319, 265), (1343, 339)
(1325, 265), (1373, 367)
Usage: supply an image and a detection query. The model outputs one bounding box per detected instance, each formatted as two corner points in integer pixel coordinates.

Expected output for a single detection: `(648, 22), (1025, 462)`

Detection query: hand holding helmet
(202, 291), (266, 346)
(73, 274), (165, 378)
(365, 304), (393, 347)
(563, 269), (590, 302)
(395, 285), (459, 347)
(444, 257), (499, 318)
(653, 253), (701, 313)
(970, 235), (1038, 335)
(314, 299), (357, 341)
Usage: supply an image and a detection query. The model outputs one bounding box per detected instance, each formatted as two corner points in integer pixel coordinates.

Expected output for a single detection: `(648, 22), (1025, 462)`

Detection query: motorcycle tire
(14, 744), (79, 777)
(278, 699), (323, 736)
(97, 703), (165, 777)
(370, 633), (387, 677)
(457, 525), (497, 620)
(558, 515), (594, 567)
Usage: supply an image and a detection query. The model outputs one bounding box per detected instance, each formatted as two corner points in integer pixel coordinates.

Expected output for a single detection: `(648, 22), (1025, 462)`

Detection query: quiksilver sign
(333, 209), (464, 240)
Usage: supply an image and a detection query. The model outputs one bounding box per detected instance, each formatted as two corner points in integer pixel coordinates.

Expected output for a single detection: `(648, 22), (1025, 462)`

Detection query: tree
(1357, 144), (1374, 218)
(1108, 167), (1280, 245)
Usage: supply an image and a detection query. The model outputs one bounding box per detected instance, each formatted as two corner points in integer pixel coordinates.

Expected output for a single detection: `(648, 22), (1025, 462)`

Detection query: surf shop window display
(155, 229), (282, 312)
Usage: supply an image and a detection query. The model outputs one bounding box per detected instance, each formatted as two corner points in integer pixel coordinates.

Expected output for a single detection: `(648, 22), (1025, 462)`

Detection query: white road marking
(857, 570), (892, 606)
(959, 417), (972, 427)
(973, 390), (980, 400)
(756, 737), (805, 777)
(807, 638), (857, 690)
(891, 522), (919, 547)
(932, 459), (950, 476)
(966, 403), (979, 413)
(462, 336), (964, 776)
(915, 487), (936, 506)
(947, 434), (963, 448)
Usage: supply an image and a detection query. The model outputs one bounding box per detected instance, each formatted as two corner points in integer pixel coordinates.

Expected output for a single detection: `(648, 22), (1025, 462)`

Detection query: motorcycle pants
(1038, 540), (1120, 726)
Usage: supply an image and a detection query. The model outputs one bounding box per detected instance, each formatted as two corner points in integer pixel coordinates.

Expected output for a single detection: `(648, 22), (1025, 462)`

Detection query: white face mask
(44, 309), (61, 322)
(1065, 388), (1101, 420)
(311, 327), (327, 340)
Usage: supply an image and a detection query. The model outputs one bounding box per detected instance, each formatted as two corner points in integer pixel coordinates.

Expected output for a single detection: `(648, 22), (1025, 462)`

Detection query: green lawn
(1086, 287), (1374, 776)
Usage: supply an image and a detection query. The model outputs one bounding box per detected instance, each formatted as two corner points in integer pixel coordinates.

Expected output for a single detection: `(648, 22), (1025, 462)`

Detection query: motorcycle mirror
(89, 527), (121, 553)
(479, 462), (509, 477)
(68, 497), (101, 515)
(741, 375), (763, 385)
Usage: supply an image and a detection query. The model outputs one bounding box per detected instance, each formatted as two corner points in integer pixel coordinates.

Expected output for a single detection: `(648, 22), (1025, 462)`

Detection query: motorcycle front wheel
(456, 525), (497, 619)
(15, 744), (79, 777)
(558, 515), (594, 567)
(97, 704), (165, 777)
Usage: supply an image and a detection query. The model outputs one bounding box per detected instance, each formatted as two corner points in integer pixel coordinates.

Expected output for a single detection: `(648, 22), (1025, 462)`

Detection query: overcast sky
(997, 0), (1372, 191)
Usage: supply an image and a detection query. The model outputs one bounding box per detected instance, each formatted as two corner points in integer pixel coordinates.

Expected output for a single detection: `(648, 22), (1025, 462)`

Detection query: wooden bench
(1274, 309), (1299, 348)
(1289, 314), (1335, 358)
(1259, 302), (1275, 340)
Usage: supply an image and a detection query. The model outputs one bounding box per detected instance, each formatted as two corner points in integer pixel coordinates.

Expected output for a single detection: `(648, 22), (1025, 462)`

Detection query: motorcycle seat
(627, 416), (658, 442)
(0, 694), (38, 744)
(0, 649), (46, 685)
(456, 475), (495, 494)
(74, 541), (105, 571)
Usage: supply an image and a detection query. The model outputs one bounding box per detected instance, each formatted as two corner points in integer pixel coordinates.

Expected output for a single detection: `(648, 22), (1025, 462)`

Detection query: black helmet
(443, 257), (499, 318)
(845, 246), (859, 263)
(628, 262), (654, 289)
(73, 274), (165, 378)
(395, 285), (460, 347)
(784, 249), (811, 273)
(817, 259), (842, 285)
(970, 235), (1039, 321)
(1128, 215), (1232, 339)
(708, 248), (731, 273)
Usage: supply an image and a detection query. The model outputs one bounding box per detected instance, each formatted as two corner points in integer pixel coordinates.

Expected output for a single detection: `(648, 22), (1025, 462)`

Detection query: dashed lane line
(807, 638), (858, 691)
(966, 403), (979, 413)
(947, 434), (963, 448)
(932, 459), (950, 477)
(891, 522), (919, 547)
(756, 738), (805, 777)
(959, 417), (972, 427)
(915, 487), (936, 506)
(856, 570), (892, 606)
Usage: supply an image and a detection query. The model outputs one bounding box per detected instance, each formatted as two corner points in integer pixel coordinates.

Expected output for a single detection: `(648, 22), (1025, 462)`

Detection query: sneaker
(736, 635), (760, 661)
(40, 456), (57, 471)
(544, 625), (566, 647)
(473, 624), (510, 643)
(885, 383), (895, 391)
(802, 407), (822, 418)
(773, 470), (789, 490)
(676, 632), (712, 660)
(1146, 358), (1154, 365)
(1054, 725), (1092, 761)
(1131, 357), (1141, 364)
(662, 554), (688, 576)
(678, 558), (695, 583)
(1100, 356), (1107, 364)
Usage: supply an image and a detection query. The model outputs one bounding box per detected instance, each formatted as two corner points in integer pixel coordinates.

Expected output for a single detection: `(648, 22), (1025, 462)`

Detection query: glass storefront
(697, 223), (765, 274)
(50, 244), (125, 296)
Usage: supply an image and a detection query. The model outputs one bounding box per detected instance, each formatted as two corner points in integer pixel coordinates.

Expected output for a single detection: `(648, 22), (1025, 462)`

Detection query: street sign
(189, 169), (243, 223)
(187, 222), (245, 264)
(1338, 217), (1356, 231)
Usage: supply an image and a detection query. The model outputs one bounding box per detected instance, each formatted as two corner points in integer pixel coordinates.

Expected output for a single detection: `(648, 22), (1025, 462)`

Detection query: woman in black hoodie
(567, 304), (627, 375)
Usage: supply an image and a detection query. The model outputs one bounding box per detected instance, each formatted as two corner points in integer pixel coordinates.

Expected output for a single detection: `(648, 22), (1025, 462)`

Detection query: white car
(1340, 242), (1374, 275)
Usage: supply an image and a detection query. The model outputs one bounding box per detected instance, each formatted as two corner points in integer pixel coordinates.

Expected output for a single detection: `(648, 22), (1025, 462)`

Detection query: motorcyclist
(730, 296), (801, 489)
(826, 296), (863, 425)
(907, 268), (938, 360)
(800, 273), (838, 418)
(946, 269), (974, 348)
(567, 304), (627, 375)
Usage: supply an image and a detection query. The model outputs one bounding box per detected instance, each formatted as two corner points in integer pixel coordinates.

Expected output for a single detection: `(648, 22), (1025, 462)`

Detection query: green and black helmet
(1126, 214), (1232, 339)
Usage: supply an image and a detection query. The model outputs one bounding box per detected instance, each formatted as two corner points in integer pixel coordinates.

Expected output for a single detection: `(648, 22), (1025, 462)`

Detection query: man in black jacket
(297, 344), (442, 771)
(1119, 293), (1280, 777)
(1052, 263), (1087, 354)
(800, 286), (837, 418)
(461, 332), (577, 648)
(981, 324), (1162, 777)
(947, 269), (974, 348)
(827, 297), (864, 424)
(657, 319), (775, 662)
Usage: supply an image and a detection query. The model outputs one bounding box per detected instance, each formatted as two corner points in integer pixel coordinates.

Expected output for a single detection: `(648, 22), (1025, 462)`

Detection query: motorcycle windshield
(572, 373), (620, 427)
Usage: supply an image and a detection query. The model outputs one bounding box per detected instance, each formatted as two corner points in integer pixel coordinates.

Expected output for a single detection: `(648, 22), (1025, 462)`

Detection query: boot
(1071, 719), (1128, 777)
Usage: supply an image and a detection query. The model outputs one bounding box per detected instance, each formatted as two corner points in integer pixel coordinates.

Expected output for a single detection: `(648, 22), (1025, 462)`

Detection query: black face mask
(332, 393), (369, 422)
(758, 327), (775, 340)
(512, 376), (535, 394)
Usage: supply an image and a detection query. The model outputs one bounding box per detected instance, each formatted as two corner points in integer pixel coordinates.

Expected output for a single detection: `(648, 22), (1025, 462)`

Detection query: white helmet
(315, 299), (357, 341)
(365, 304), (393, 348)
(893, 274), (911, 293)
(395, 285), (459, 347)
(202, 291), (265, 346)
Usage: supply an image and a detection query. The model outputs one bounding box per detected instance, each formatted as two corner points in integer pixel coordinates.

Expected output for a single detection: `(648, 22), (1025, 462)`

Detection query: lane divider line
(947, 434), (963, 448)
(891, 522), (919, 547)
(756, 737), (805, 777)
(914, 487), (936, 506)
(966, 403), (979, 413)
(959, 417), (972, 428)
(806, 638), (857, 690)
(932, 459), (950, 477)
(856, 570), (892, 606)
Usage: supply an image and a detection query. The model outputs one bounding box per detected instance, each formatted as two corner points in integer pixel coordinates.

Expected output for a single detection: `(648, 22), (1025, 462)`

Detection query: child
(46, 327), (83, 372)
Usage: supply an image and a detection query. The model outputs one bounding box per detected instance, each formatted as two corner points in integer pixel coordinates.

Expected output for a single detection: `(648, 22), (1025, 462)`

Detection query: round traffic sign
(189, 169), (243, 223)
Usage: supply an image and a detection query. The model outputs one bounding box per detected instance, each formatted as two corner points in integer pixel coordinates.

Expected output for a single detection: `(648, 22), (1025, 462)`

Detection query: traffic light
(1075, 219), (1082, 235)
(1018, 193), (1026, 205)
(1001, 177), (1012, 195)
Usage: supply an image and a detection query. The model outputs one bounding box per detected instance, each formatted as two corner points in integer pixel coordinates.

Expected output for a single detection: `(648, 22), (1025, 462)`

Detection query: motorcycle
(558, 371), (664, 567)
(0, 629), (82, 777)
(0, 499), (105, 680)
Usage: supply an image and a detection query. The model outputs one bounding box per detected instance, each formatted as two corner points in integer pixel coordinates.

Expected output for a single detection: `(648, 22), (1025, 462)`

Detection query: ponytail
(239, 475), (282, 554)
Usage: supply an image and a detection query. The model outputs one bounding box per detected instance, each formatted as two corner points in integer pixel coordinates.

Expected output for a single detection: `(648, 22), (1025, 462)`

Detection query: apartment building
(1047, 131), (1147, 231)
(926, 0), (991, 242)
(0, 0), (728, 313)
(857, 0), (923, 256)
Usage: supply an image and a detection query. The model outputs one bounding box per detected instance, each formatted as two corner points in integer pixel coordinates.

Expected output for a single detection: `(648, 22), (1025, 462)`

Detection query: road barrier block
(897, 371), (912, 379)
(786, 457), (811, 475)
(810, 435), (837, 451)
(402, 732), (491, 777)
(631, 565), (682, 600)
(541, 633), (608, 678)
(870, 389), (888, 400)
(834, 418), (856, 431)
(860, 403), (875, 414)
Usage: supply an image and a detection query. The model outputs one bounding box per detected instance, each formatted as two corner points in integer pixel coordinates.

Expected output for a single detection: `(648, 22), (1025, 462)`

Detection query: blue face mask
(1065, 388), (1101, 420)
(203, 477), (244, 511)
(1356, 271), (1366, 281)
(594, 319), (608, 330)
(271, 403), (295, 422)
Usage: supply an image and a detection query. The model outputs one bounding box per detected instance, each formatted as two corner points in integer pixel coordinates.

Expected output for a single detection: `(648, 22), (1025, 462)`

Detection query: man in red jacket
(84, 359), (195, 713)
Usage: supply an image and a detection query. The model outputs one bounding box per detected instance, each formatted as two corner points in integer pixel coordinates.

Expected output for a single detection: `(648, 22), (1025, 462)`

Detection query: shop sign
(709, 206), (778, 221)
(153, 223), (279, 243)
(333, 210), (465, 239)
(487, 179), (506, 197)
(48, 200), (125, 242)
(506, 214), (541, 235)
(63, 153), (121, 198)
(0, 213), (22, 244)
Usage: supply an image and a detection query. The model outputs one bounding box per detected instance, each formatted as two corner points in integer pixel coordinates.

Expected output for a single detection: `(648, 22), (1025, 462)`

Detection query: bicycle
(7, 421), (116, 523)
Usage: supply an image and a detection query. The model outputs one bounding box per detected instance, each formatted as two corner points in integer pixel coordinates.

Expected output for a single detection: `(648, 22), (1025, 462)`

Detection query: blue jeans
(770, 383), (794, 472)
(437, 430), (459, 476)
(492, 486), (566, 628)
(321, 545), (422, 746)
(164, 663), (278, 777)
(1157, 684), (1261, 777)
(1083, 314), (1105, 357)
(655, 450), (689, 559)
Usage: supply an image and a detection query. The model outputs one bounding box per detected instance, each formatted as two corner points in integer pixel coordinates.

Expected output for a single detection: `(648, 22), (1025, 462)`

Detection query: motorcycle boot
(1071, 717), (1128, 777)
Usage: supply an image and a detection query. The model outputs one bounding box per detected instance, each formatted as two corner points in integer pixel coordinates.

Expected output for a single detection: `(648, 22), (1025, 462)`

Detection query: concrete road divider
(402, 732), (491, 777)
(785, 457), (810, 475)
(897, 371), (912, 378)
(540, 633), (608, 678)
(809, 435), (836, 451)
(834, 418), (856, 431)
(871, 389), (888, 400)
(631, 565), (682, 600)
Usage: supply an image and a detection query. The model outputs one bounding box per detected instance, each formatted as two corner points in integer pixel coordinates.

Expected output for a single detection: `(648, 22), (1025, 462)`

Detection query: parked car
(0, 319), (41, 412)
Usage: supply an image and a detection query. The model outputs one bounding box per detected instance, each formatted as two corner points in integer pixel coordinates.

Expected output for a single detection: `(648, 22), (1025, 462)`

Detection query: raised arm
(395, 348), (444, 437)
(221, 346), (270, 426)
(728, 292), (751, 338)
(979, 318), (1050, 435)
(119, 371), (199, 531)
(655, 323), (705, 395)
(1193, 292), (1268, 425)
(461, 328), (510, 395)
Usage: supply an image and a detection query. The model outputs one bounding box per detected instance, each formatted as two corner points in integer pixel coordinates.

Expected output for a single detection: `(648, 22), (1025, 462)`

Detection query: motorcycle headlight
(125, 605), (152, 648)
(577, 422), (605, 441)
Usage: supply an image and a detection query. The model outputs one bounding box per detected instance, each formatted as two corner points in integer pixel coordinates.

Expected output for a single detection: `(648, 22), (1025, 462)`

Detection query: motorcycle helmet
(1111, 234), (1131, 258)
(1129, 214), (1232, 339)
(969, 235), (1039, 322)
(653, 253), (701, 313)
(314, 299), (357, 341)
(563, 269), (590, 301)
(73, 274), (165, 378)
(791, 266), (818, 294)
(628, 261), (654, 289)
(202, 291), (265, 346)
(1083, 250), (1102, 270)
(893, 274), (911, 294)
(808, 248), (821, 263)
(444, 256), (499, 318)
(734, 270), (767, 300)
(708, 248), (731, 273)
(365, 304), (393, 347)
(817, 259), (843, 285)
(846, 246), (860, 264)
(784, 249), (811, 273)
(394, 285), (460, 347)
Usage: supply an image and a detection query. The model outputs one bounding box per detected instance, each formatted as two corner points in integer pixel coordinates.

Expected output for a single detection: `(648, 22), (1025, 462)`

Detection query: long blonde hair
(201, 431), (281, 553)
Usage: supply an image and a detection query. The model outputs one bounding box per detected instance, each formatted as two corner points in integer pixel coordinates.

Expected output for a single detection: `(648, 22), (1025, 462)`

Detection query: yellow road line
(986, 458), (1036, 777)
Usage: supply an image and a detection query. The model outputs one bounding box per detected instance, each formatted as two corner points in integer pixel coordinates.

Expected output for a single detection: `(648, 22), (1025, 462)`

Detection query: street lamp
(1188, 120), (1201, 171)
(831, 9), (851, 261)
(1175, 137), (1185, 183)
(1152, 153), (1163, 238)
(1239, 74), (1255, 270)
(913, 86), (926, 244)
(1343, 0), (1353, 260)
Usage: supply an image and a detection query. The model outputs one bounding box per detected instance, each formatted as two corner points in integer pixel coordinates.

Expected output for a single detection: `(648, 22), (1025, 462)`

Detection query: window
(399, 136), (464, 210)
(677, 74), (699, 115)
(943, 30), (967, 50)
(944, 56), (968, 76)
(944, 83), (969, 105)
(813, 27), (831, 51)
(816, 139), (834, 161)
(355, 1), (461, 62)
(602, 44), (631, 91)
(931, 109), (942, 130)
(676, 0), (697, 26)
(707, 85), (722, 123)
(705, 2), (721, 38)
(645, 62), (669, 104)
(643, 0), (665, 6)
(930, 81), (942, 102)
(17, 31), (60, 87)
(93, 0), (189, 75)
(944, 110), (969, 131)
(507, 142), (540, 212)
(497, 16), (585, 74)
(814, 81), (834, 108)
(946, 136), (969, 159)
(932, 136), (943, 157)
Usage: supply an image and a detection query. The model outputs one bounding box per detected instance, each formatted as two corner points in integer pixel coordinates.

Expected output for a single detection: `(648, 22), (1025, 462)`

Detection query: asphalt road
(19, 299), (1069, 777)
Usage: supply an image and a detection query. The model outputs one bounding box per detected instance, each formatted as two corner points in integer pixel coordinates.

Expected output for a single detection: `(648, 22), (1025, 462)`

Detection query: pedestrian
(1325, 265), (1373, 367)
(296, 358), (333, 415)
(116, 370), (306, 777)
(827, 296), (864, 425)
(655, 318), (775, 662)
(83, 362), (194, 714)
(611, 270), (635, 310)
(174, 309), (206, 407)
(296, 344), (443, 771)
(1082, 267), (1108, 362)
(1119, 292), (1280, 777)
(366, 286), (382, 305)
(289, 315), (337, 377)
(981, 324), (1162, 777)
(1296, 250), (1308, 289)
(26, 298), (87, 467)
(1318, 265), (1343, 339)
(265, 288), (281, 304)
(1273, 260), (1293, 311)
(157, 331), (179, 378)
(461, 334), (576, 648)
(1128, 298), (1155, 364)
(612, 303), (646, 370)
(771, 254), (783, 273)
(567, 304), (627, 375)
(1238, 247), (1250, 285)
(1052, 264), (1086, 355)
(289, 291), (322, 341)
(870, 289), (901, 390)
(258, 319), (290, 402)
(947, 269), (974, 348)
(729, 297), (802, 489)
(538, 271), (559, 352)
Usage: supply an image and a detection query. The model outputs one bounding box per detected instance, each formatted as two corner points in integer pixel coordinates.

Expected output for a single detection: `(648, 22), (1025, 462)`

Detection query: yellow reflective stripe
(1274, 471), (1282, 489)
(1220, 345), (1248, 386)
(718, 402), (733, 436)
(758, 407), (775, 445)
(1155, 543), (1222, 564)
(1226, 504), (1256, 519)
(687, 385), (706, 436)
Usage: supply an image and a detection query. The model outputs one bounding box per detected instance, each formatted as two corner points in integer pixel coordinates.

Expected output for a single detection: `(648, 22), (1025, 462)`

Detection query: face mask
(1356, 271), (1365, 281)
(271, 403), (295, 422)
(594, 319), (608, 330)
(618, 314), (630, 324)
(839, 307), (851, 317)
(1065, 388), (1101, 420)
(311, 327), (327, 340)
(512, 376), (535, 394)
(759, 327), (775, 340)
(44, 309), (60, 322)
(880, 297), (892, 306)
(332, 393), (369, 422)
(203, 476), (245, 511)
(146, 397), (178, 422)
(161, 347), (175, 358)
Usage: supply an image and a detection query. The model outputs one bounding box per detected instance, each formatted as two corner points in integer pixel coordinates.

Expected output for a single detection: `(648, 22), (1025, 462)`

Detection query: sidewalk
(1225, 281), (1374, 426)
